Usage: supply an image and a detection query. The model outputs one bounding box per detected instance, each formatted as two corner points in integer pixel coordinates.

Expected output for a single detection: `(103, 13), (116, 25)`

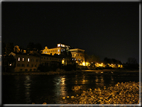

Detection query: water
(2, 71), (139, 104)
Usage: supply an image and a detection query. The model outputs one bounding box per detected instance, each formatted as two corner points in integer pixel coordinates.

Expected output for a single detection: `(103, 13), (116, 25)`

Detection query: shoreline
(2, 69), (139, 75)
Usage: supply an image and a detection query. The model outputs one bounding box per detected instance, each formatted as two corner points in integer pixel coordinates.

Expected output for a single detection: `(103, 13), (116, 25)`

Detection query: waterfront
(2, 70), (139, 104)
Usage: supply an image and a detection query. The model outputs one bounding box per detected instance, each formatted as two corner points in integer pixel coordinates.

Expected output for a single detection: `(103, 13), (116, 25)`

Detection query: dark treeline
(103, 57), (122, 64)
(2, 42), (43, 55)
(124, 57), (139, 70)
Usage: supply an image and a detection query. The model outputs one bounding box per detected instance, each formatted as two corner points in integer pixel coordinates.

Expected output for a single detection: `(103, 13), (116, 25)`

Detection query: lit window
(58, 44), (60, 47)
(18, 57), (20, 61)
(9, 64), (12, 66)
(22, 58), (24, 61)
(58, 49), (60, 52)
(28, 58), (30, 62)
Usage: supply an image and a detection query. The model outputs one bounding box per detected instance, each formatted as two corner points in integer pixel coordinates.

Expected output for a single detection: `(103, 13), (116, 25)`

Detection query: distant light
(82, 62), (85, 66)
(18, 57), (20, 61)
(22, 58), (24, 61)
(9, 64), (12, 66)
(58, 49), (60, 52)
(58, 44), (60, 47)
(28, 58), (30, 62)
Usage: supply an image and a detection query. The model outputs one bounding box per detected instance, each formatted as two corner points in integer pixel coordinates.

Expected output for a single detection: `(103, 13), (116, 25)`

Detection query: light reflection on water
(3, 71), (139, 104)
(53, 75), (67, 103)
(24, 75), (31, 103)
(95, 75), (104, 88)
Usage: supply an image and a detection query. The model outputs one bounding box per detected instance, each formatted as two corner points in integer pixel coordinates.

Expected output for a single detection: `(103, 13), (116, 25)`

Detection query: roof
(69, 48), (85, 52)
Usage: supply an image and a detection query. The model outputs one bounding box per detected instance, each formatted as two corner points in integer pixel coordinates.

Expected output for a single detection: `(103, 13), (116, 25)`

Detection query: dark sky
(2, 2), (139, 63)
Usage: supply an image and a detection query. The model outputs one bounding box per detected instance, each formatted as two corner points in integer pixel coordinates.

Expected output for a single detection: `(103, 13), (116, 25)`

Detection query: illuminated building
(9, 52), (62, 72)
(42, 44), (86, 65)
(57, 43), (70, 49)
(69, 48), (85, 64)
(9, 52), (40, 72)
(41, 43), (69, 56)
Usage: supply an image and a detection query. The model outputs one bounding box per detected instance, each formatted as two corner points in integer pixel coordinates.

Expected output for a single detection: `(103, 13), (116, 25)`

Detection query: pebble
(62, 81), (139, 104)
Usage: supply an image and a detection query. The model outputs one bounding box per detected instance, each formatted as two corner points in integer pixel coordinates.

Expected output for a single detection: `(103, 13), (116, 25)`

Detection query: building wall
(69, 48), (85, 64)
(42, 46), (62, 55)
(40, 55), (62, 66)
(13, 53), (62, 72)
(14, 54), (40, 72)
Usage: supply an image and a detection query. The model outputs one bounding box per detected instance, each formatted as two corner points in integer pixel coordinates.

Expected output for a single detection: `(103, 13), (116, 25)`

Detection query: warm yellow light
(118, 64), (120, 67)
(82, 62), (85, 66)
(85, 62), (90, 66)
(62, 59), (64, 64)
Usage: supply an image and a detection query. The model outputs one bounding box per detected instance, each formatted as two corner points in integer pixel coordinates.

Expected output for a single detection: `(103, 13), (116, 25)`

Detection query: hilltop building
(41, 43), (86, 65)
(69, 48), (86, 65)
(41, 43), (69, 55)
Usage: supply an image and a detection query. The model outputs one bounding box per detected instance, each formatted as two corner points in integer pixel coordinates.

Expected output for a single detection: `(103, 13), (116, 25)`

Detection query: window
(31, 64), (33, 67)
(22, 58), (24, 61)
(27, 64), (29, 67)
(18, 57), (20, 61)
(36, 59), (38, 62)
(28, 58), (30, 62)
(35, 65), (36, 67)
(58, 49), (60, 52)
(47, 57), (48, 60)
(20, 69), (22, 71)
(22, 64), (25, 67)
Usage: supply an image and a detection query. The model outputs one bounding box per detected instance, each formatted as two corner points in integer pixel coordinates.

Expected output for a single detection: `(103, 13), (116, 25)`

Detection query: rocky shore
(62, 81), (140, 104)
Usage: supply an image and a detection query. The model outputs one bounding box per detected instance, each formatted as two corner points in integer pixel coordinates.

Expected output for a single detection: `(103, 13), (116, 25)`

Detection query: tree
(104, 57), (122, 64)
(127, 57), (138, 64)
(125, 57), (139, 69)
(35, 43), (42, 53)
(85, 54), (100, 63)
(2, 55), (16, 72)
(26, 42), (35, 53)
(5, 43), (14, 55)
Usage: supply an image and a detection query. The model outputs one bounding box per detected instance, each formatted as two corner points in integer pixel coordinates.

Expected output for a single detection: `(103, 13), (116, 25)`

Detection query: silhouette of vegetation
(124, 57), (139, 70)
(85, 54), (101, 63)
(104, 57), (122, 64)
(5, 43), (14, 55)
(2, 55), (16, 72)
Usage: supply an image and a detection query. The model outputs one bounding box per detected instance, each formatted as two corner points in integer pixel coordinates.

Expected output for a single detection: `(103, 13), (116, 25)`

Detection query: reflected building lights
(24, 75), (31, 103)
(54, 76), (67, 99)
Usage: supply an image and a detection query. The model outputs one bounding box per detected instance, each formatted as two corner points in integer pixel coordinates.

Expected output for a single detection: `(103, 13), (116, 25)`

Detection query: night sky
(2, 2), (139, 63)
